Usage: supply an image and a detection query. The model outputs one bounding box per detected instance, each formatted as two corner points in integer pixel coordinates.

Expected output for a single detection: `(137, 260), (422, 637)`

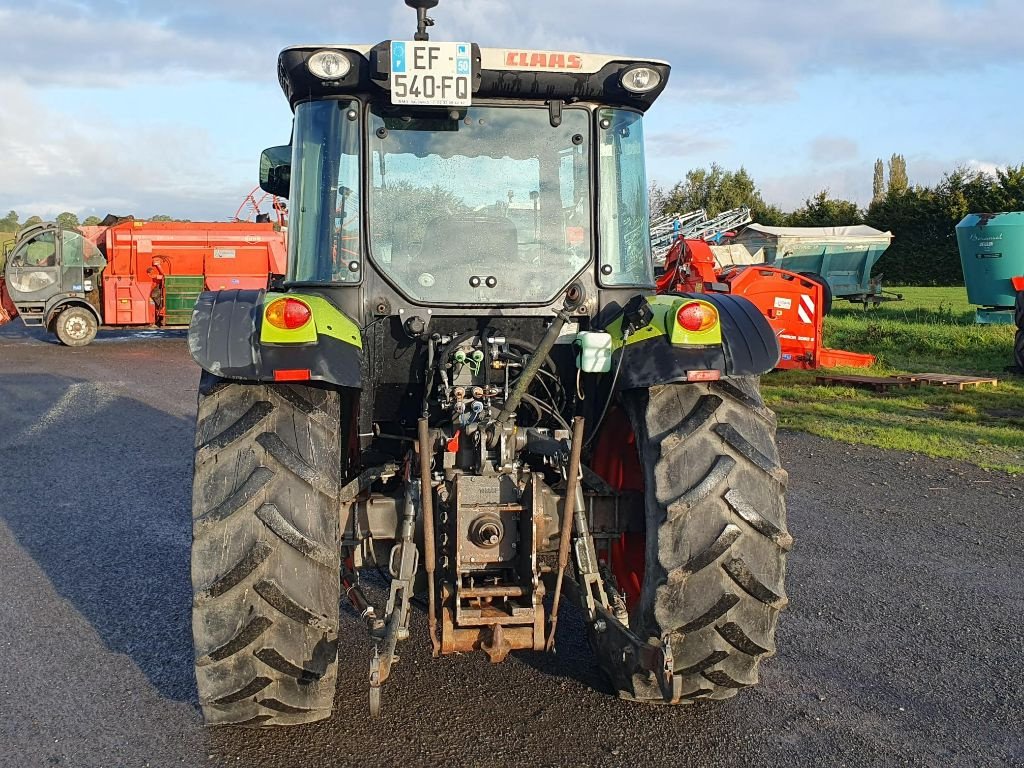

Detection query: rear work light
(676, 301), (719, 333)
(307, 50), (351, 80)
(621, 66), (662, 94)
(265, 297), (312, 330)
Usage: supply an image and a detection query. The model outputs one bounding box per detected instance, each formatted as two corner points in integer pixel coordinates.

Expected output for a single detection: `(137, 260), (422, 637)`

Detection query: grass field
(762, 286), (1024, 473)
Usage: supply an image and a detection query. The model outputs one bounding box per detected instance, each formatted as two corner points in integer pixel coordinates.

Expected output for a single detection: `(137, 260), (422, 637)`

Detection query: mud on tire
(617, 377), (790, 702)
(191, 373), (342, 726)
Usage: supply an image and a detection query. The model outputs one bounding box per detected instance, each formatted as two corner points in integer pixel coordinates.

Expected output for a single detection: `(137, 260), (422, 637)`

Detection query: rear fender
(188, 289), (363, 388)
(606, 293), (780, 390)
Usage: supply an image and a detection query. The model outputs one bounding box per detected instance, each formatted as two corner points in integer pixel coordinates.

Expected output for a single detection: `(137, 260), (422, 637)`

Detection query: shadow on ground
(0, 373), (197, 704)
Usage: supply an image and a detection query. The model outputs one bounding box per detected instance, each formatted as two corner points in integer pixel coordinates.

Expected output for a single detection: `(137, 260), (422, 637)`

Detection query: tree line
(5, 158), (1023, 287)
(0, 211), (187, 234)
(651, 157), (1024, 285)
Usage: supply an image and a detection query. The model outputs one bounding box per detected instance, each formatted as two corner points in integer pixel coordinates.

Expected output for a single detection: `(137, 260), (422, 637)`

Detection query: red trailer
(0, 219), (287, 345)
(658, 237), (876, 370)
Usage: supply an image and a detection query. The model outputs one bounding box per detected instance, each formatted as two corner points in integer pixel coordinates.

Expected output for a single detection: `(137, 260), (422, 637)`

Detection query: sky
(0, 0), (1021, 222)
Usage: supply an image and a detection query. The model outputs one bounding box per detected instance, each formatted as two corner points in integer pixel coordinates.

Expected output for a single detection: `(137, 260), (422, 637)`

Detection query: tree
(758, 204), (788, 227)
(663, 163), (777, 223)
(23, 215), (43, 228)
(149, 214), (175, 222)
(56, 211), (80, 229)
(887, 154), (909, 195)
(648, 181), (669, 218)
(0, 210), (20, 232)
(787, 190), (863, 227)
(993, 164), (1024, 211)
(864, 164), (1024, 285)
(872, 159), (885, 203)
(82, 216), (102, 226)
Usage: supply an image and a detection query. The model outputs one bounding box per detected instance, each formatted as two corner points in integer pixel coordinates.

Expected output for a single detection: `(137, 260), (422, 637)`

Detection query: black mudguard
(617, 292), (780, 390)
(187, 289), (362, 388)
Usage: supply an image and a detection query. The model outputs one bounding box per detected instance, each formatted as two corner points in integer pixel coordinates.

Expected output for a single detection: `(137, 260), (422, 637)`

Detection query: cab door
(58, 228), (106, 296)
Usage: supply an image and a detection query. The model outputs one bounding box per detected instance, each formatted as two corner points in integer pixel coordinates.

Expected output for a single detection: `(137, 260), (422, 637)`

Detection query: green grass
(762, 286), (1024, 473)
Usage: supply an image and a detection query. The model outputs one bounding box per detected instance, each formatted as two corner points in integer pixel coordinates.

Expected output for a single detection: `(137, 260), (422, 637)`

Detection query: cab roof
(277, 43), (671, 111)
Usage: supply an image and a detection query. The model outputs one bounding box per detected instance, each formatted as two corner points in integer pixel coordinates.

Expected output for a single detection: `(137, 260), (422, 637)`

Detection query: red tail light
(266, 298), (312, 330)
(676, 301), (718, 332)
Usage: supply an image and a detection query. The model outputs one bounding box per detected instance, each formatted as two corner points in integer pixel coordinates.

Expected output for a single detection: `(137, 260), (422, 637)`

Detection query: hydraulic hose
(496, 306), (571, 426)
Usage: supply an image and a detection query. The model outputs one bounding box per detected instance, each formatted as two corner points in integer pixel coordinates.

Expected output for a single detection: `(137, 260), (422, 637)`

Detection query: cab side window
(20, 232), (57, 267)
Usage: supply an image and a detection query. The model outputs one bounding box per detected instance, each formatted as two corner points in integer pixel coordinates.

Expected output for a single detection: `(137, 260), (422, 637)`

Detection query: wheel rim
(64, 314), (90, 340)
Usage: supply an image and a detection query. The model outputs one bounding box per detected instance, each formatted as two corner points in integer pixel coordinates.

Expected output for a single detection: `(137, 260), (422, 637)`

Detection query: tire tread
(192, 378), (341, 727)
(610, 377), (789, 702)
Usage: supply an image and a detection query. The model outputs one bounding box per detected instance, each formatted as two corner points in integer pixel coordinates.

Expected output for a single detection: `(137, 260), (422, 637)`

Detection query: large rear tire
(191, 373), (342, 726)
(613, 377), (790, 702)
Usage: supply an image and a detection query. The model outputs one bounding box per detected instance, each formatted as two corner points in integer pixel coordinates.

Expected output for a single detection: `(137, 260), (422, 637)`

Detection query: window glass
(368, 106), (591, 305)
(287, 100), (361, 284)
(8, 232), (58, 293)
(17, 232), (57, 267)
(60, 230), (105, 268)
(598, 109), (654, 286)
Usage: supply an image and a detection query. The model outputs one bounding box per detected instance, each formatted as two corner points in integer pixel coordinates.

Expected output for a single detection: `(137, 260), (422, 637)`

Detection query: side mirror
(259, 145), (292, 198)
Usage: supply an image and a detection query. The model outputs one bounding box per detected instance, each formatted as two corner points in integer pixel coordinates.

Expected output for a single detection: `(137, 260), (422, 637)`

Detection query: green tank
(957, 212), (1024, 323)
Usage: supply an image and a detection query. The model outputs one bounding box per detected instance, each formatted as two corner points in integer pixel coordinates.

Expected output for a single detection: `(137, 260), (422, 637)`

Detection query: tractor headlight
(308, 50), (352, 80)
(621, 66), (661, 94)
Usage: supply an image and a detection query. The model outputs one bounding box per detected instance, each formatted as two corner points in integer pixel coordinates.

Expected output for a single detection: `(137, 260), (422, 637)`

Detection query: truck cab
(2, 223), (107, 344)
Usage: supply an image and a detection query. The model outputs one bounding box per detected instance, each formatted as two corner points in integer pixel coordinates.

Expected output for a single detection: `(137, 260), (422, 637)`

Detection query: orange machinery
(658, 237), (875, 370)
(79, 220), (287, 326)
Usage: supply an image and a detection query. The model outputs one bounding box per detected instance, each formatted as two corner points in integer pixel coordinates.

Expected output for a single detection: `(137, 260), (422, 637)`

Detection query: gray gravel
(0, 322), (1021, 768)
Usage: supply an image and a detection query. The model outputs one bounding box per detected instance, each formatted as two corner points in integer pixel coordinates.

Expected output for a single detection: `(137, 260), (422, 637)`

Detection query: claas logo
(505, 51), (583, 70)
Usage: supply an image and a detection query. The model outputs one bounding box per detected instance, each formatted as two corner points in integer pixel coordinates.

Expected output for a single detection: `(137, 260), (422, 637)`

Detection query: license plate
(390, 41), (472, 107)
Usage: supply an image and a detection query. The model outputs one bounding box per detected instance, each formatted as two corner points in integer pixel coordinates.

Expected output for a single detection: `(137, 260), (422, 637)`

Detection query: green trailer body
(160, 275), (207, 325)
(956, 212), (1024, 324)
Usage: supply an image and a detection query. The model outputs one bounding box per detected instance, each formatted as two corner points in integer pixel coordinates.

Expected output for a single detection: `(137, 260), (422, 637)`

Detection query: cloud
(1, 1), (1020, 220)
(646, 131), (730, 159)
(966, 159), (1006, 177)
(760, 163), (873, 210)
(0, 82), (250, 220)
(759, 154), (1018, 211)
(809, 136), (860, 165)
(2, 1), (1023, 96)
(902, 154), (1013, 187)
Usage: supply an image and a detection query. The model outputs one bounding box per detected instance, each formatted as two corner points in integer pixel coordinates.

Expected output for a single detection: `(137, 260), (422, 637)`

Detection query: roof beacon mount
(406, 0), (439, 41)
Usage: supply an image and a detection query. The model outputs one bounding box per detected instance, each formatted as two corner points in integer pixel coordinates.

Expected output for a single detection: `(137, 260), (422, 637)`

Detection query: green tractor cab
(188, 0), (787, 726)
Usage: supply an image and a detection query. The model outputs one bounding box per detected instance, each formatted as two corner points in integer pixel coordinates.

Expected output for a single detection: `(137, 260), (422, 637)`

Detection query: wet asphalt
(0, 322), (1021, 768)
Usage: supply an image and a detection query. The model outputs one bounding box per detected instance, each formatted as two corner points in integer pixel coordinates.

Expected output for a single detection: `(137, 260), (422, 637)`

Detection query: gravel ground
(0, 323), (1021, 768)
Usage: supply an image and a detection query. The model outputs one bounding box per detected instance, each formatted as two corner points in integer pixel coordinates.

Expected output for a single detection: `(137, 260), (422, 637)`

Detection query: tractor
(189, 0), (789, 726)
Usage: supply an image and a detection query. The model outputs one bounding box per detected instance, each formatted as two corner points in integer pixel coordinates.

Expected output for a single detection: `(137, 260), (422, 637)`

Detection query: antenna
(405, 0), (439, 41)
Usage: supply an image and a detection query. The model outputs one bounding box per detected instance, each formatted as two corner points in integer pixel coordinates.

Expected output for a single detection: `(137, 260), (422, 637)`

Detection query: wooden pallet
(895, 373), (999, 390)
(814, 374), (919, 393)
